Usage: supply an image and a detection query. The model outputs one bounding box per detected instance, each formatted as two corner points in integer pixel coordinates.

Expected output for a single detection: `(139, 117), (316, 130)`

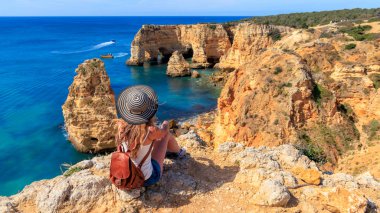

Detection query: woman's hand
(147, 120), (169, 141)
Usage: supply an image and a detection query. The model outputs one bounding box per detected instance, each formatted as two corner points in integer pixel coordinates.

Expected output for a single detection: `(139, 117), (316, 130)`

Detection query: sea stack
(166, 51), (191, 77)
(62, 59), (117, 153)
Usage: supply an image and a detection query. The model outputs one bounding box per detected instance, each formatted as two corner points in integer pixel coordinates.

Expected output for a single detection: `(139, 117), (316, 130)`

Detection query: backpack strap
(138, 142), (154, 169)
(120, 128), (155, 168)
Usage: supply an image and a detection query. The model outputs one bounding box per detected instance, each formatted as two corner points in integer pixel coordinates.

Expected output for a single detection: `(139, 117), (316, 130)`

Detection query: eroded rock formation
(215, 23), (292, 71)
(212, 23), (380, 164)
(126, 24), (232, 67)
(62, 59), (117, 153)
(126, 23), (292, 69)
(166, 51), (191, 77)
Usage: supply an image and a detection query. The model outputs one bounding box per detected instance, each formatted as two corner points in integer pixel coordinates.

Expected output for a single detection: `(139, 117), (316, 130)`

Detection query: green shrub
(368, 17), (380, 22)
(340, 25), (373, 41)
(298, 133), (327, 164)
(337, 103), (356, 122)
(363, 120), (380, 141)
(269, 29), (282, 41)
(344, 43), (356, 50)
(91, 61), (98, 68)
(280, 82), (292, 88)
(369, 73), (380, 90)
(208, 25), (217, 30)
(273, 119), (279, 125)
(64, 167), (82, 177)
(78, 67), (86, 75)
(354, 20), (364, 24)
(312, 84), (333, 106)
(274, 66), (283, 74)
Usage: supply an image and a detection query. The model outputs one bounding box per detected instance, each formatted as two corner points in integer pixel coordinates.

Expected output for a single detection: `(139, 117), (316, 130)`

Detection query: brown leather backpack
(109, 143), (153, 190)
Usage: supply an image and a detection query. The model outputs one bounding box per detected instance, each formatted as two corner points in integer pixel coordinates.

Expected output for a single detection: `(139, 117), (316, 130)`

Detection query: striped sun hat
(116, 85), (158, 125)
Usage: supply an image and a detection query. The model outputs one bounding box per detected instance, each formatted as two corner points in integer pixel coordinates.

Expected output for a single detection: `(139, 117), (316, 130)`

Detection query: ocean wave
(51, 40), (116, 54)
(113, 52), (129, 58)
(59, 124), (69, 140)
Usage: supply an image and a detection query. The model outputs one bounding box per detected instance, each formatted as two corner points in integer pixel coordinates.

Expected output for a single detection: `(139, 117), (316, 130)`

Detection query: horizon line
(1, 7), (379, 18)
(0, 15), (249, 17)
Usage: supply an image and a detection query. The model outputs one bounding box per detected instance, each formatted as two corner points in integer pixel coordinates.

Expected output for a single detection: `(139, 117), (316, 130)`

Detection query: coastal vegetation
(339, 25), (375, 41)
(363, 119), (380, 142)
(274, 66), (282, 75)
(344, 43), (356, 50)
(269, 28), (282, 41)
(239, 8), (380, 28)
(312, 84), (333, 107)
(64, 167), (82, 177)
(298, 132), (327, 164)
(369, 73), (380, 90)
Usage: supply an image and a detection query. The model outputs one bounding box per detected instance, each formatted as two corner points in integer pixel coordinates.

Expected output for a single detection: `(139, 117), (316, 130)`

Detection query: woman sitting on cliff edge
(114, 85), (186, 187)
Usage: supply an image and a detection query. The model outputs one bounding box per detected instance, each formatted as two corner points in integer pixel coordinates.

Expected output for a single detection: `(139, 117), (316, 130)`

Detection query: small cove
(0, 16), (244, 195)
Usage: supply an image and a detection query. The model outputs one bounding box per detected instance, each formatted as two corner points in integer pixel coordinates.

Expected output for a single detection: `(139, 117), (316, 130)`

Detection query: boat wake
(51, 40), (116, 54)
(113, 52), (129, 58)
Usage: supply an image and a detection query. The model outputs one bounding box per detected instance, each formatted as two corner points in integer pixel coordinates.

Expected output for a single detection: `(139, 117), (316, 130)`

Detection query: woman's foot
(177, 147), (186, 159)
(166, 147), (187, 159)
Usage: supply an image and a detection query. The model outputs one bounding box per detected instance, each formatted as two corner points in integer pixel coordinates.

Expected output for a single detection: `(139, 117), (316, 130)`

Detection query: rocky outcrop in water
(1, 133), (378, 212)
(191, 70), (200, 78)
(62, 59), (117, 153)
(166, 51), (191, 77)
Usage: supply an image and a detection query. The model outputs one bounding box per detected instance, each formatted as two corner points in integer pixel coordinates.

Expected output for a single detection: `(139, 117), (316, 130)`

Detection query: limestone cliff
(62, 59), (117, 153)
(126, 24), (231, 67)
(214, 48), (362, 162)
(215, 23), (293, 71)
(1, 133), (379, 212)
(212, 23), (380, 165)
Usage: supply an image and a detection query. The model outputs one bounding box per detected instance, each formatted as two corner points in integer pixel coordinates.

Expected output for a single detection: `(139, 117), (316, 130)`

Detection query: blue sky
(1, 0), (379, 16)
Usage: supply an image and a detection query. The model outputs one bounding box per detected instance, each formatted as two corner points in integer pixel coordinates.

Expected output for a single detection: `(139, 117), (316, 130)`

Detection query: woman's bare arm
(142, 121), (169, 145)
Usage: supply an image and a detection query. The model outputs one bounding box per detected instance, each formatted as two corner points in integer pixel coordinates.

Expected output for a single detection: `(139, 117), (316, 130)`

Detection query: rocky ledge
(1, 131), (379, 212)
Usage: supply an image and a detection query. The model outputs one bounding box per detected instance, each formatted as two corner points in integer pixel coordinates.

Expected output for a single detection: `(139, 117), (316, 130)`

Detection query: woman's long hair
(114, 118), (155, 158)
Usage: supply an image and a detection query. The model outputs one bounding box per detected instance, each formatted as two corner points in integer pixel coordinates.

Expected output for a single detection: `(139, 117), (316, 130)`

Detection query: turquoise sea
(0, 16), (244, 196)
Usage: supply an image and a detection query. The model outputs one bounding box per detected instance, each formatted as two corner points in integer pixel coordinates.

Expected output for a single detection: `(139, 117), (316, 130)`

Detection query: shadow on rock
(140, 155), (239, 208)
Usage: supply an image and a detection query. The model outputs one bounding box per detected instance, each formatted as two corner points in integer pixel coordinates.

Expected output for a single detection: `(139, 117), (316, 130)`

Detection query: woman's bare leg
(167, 133), (180, 153)
(151, 132), (182, 175)
(151, 133), (170, 175)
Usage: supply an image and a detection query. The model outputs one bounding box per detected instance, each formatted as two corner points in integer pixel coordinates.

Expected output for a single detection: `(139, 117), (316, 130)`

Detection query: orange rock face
(62, 59), (117, 153)
(126, 24), (231, 66)
(301, 186), (368, 213)
(216, 23), (292, 71)
(213, 23), (380, 163)
(292, 167), (321, 185)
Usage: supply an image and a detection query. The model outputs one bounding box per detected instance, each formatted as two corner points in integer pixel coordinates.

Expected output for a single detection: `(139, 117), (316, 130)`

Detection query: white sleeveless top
(121, 142), (153, 180)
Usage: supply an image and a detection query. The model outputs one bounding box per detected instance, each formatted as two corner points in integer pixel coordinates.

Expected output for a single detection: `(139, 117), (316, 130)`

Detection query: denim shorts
(144, 159), (161, 187)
